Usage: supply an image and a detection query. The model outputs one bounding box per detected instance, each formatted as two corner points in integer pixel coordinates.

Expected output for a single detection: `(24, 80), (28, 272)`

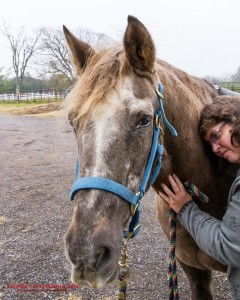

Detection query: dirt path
(0, 101), (63, 117)
(0, 112), (230, 300)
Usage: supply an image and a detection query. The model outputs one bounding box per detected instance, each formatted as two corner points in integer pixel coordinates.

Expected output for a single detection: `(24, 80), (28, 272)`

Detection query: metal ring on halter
(155, 115), (160, 129)
(130, 192), (141, 216)
(127, 224), (140, 240)
(118, 261), (129, 268)
(130, 203), (139, 216)
(156, 86), (164, 99)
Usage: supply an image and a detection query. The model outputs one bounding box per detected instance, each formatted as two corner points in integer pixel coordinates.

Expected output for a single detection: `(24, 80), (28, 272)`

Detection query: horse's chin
(71, 266), (118, 289)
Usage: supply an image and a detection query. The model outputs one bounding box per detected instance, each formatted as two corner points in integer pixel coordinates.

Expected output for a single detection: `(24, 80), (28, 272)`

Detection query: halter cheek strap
(70, 82), (177, 238)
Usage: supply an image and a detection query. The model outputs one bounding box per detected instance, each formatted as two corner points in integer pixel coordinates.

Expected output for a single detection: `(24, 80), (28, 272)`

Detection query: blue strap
(159, 98), (177, 137)
(151, 144), (164, 185)
(139, 126), (161, 196)
(124, 203), (142, 238)
(158, 81), (164, 95)
(157, 82), (177, 137)
(70, 177), (140, 205)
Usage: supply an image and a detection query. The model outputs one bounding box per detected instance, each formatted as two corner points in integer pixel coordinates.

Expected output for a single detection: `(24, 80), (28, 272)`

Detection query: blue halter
(70, 82), (177, 238)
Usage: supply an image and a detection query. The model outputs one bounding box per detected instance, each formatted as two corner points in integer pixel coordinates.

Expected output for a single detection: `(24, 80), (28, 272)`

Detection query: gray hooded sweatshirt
(178, 170), (240, 299)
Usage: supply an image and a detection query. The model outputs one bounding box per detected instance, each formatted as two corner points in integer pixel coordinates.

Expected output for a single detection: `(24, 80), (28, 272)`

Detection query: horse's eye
(137, 115), (151, 128)
(69, 120), (77, 134)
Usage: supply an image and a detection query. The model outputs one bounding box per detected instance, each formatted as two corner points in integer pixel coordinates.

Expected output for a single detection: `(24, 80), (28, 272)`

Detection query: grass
(220, 82), (240, 93)
(0, 99), (63, 106)
(0, 99), (64, 117)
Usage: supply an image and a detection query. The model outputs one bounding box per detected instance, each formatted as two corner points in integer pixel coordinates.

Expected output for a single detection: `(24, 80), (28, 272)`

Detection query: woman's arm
(178, 199), (240, 267)
(159, 174), (240, 267)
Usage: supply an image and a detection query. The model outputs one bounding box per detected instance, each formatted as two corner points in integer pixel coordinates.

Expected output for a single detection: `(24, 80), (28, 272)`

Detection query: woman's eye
(137, 116), (151, 128)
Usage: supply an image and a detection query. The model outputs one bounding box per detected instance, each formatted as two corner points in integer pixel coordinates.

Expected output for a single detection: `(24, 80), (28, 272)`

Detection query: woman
(159, 96), (240, 299)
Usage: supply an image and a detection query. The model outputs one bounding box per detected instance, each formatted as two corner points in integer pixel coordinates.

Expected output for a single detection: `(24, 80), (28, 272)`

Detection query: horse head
(64, 16), (163, 288)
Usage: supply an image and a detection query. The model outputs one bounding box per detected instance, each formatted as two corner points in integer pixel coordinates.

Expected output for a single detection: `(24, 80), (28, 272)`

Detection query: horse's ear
(63, 25), (95, 75)
(124, 16), (156, 72)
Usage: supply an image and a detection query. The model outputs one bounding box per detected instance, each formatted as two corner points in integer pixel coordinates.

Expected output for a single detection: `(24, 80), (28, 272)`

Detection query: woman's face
(204, 122), (240, 164)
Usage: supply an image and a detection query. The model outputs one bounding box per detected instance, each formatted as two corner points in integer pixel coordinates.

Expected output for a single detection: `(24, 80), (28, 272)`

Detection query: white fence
(0, 91), (65, 101)
(214, 82), (240, 93)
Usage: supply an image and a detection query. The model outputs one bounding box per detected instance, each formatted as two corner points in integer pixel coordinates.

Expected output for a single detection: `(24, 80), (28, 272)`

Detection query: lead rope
(118, 238), (129, 300)
(168, 182), (209, 300)
(168, 207), (179, 300)
(118, 182), (209, 300)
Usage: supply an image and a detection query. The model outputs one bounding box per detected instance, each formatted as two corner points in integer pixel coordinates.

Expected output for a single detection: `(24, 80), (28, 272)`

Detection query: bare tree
(0, 23), (41, 99)
(205, 72), (234, 84)
(37, 27), (74, 84)
(37, 27), (115, 84)
(231, 67), (240, 82)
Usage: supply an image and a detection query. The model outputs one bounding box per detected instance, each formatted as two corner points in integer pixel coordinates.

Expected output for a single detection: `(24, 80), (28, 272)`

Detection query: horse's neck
(154, 60), (219, 187)
(156, 59), (216, 100)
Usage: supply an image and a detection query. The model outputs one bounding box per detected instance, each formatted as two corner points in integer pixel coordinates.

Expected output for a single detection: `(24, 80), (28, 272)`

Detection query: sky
(0, 0), (239, 79)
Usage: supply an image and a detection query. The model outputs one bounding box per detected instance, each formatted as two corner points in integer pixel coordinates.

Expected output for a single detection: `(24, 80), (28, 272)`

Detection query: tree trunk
(16, 81), (20, 101)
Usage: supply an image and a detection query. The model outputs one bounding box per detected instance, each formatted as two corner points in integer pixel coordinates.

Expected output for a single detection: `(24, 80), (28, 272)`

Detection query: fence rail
(214, 82), (240, 93)
(0, 91), (65, 101)
(0, 83), (239, 101)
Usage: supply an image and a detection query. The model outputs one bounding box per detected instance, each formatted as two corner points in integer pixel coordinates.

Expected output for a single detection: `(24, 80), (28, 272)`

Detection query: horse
(63, 16), (237, 299)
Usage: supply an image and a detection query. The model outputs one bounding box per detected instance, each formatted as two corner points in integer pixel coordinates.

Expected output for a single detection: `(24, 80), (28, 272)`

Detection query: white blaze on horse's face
(92, 92), (122, 178)
(77, 75), (156, 200)
(80, 92), (122, 210)
(90, 77), (155, 190)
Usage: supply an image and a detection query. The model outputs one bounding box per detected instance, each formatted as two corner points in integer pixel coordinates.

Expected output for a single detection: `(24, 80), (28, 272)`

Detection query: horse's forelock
(65, 46), (130, 124)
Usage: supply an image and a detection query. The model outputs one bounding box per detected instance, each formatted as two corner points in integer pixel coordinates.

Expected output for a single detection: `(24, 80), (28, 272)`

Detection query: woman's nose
(211, 143), (220, 153)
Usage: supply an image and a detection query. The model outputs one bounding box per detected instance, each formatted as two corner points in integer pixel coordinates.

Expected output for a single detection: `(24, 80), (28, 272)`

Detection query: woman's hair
(199, 95), (240, 146)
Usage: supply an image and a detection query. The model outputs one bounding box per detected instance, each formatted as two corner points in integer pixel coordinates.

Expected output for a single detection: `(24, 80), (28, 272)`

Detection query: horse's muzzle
(71, 262), (118, 288)
(65, 223), (121, 288)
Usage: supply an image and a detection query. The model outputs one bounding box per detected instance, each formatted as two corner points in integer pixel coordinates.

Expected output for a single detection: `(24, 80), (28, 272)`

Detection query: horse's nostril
(95, 247), (111, 272)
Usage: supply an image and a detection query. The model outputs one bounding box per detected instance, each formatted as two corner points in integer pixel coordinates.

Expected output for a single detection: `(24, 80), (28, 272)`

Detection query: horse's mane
(65, 45), (129, 123)
(64, 44), (216, 129)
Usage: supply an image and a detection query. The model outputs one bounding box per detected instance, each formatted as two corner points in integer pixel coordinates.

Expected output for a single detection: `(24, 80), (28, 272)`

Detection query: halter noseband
(70, 82), (177, 238)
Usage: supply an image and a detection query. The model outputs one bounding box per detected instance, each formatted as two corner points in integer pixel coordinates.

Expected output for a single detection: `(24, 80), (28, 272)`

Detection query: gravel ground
(0, 112), (230, 300)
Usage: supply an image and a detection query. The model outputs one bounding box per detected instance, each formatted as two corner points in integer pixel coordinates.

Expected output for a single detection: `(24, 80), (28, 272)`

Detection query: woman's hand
(159, 174), (192, 213)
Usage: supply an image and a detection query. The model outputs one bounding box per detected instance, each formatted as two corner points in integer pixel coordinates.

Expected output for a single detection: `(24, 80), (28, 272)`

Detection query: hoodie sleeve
(177, 182), (240, 267)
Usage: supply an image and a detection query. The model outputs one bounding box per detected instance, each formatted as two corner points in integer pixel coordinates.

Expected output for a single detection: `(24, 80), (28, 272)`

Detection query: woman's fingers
(168, 175), (180, 193)
(172, 174), (185, 190)
(159, 191), (167, 201)
(159, 174), (192, 213)
(159, 191), (171, 204)
(160, 174), (188, 200)
(161, 183), (175, 199)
